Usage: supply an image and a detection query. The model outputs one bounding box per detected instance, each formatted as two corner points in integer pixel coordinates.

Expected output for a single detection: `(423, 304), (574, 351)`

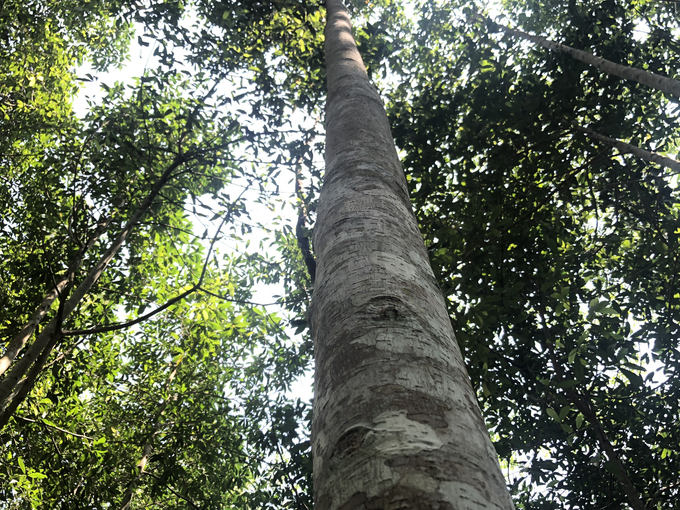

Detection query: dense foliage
(0, 0), (323, 506)
(1, 0), (678, 508)
(386, 0), (680, 508)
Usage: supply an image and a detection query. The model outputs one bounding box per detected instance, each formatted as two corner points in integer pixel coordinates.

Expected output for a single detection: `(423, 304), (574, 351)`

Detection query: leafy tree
(0, 0), (323, 506)
(0, 0), (130, 153)
(386, 0), (680, 508)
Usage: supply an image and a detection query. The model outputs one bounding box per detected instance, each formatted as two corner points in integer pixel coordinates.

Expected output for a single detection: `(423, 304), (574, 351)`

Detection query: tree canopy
(1, 0), (678, 508)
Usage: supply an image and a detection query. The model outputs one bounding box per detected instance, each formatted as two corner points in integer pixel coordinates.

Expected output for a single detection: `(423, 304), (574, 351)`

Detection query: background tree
(0, 0), (326, 506)
(385, 0), (680, 508)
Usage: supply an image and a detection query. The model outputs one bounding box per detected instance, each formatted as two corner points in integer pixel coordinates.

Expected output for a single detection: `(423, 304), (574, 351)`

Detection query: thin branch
(537, 305), (648, 510)
(64, 184), (251, 337)
(17, 416), (95, 441)
(63, 287), (197, 337)
(197, 286), (305, 308)
(295, 118), (322, 284)
(120, 352), (185, 510)
(573, 124), (680, 173)
(142, 472), (200, 510)
(473, 11), (680, 97)
(119, 443), (152, 510)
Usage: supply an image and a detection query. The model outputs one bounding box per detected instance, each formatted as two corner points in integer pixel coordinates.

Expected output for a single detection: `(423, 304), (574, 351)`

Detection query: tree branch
(472, 11), (680, 97)
(573, 124), (680, 173)
(63, 184), (250, 337)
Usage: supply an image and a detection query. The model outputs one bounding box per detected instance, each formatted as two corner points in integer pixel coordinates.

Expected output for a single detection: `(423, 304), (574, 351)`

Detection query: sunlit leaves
(0, 0), (322, 506)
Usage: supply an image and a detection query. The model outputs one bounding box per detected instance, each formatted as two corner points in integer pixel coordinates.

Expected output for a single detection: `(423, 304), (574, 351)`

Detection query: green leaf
(547, 408), (560, 422)
(575, 413), (584, 430)
(599, 307), (618, 316)
(558, 406), (571, 422)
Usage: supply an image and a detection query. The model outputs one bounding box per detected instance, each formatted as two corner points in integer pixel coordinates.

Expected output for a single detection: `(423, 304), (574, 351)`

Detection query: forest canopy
(0, 0), (678, 508)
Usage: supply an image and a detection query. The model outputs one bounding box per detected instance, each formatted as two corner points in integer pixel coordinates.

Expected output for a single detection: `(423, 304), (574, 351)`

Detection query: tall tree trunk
(475, 12), (680, 98)
(309, 2), (514, 509)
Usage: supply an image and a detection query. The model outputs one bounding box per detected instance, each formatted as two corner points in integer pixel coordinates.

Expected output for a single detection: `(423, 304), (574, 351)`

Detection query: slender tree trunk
(0, 206), (120, 377)
(573, 124), (680, 172)
(309, 2), (514, 509)
(566, 388), (649, 510)
(475, 13), (680, 98)
(0, 330), (64, 428)
(119, 443), (152, 510)
(0, 155), (187, 416)
(119, 357), (181, 509)
(539, 312), (648, 510)
(0, 284), (69, 378)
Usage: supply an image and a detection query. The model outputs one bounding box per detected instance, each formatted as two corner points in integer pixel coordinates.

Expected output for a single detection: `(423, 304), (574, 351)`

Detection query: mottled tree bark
(309, 1), (514, 509)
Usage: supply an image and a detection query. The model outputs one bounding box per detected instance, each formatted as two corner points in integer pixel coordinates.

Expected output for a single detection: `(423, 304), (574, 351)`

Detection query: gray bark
(309, 1), (514, 509)
(0, 208), (119, 377)
(573, 124), (680, 173)
(478, 13), (680, 98)
(0, 283), (69, 378)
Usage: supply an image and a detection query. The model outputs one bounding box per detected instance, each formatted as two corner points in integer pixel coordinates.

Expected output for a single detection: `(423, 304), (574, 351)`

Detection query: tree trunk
(309, 1), (514, 509)
(476, 12), (680, 98)
(0, 206), (120, 377)
(119, 359), (181, 509)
